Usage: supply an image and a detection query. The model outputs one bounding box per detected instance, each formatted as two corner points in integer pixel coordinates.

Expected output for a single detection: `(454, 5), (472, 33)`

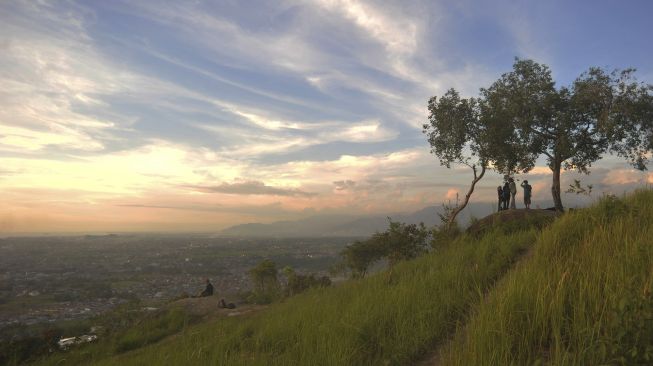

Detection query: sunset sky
(1, 0), (652, 233)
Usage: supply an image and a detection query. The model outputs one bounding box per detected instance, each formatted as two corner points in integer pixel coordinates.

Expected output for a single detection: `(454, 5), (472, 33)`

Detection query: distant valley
(220, 202), (500, 237)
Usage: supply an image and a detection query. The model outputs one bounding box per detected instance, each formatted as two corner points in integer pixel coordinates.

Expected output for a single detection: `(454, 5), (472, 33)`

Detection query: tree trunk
(448, 164), (486, 230)
(551, 159), (564, 211)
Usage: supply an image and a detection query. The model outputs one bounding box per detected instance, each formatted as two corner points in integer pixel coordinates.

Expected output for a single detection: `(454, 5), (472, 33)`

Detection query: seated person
(199, 279), (214, 297)
(219, 298), (236, 309)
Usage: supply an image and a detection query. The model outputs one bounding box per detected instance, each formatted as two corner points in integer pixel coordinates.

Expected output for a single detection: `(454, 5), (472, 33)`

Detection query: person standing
(497, 186), (503, 211)
(502, 181), (510, 210)
(509, 178), (517, 209)
(521, 180), (532, 209)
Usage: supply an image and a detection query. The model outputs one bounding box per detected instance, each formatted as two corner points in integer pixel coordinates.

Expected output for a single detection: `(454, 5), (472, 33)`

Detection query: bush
(283, 267), (331, 296)
(430, 222), (461, 249)
(114, 308), (190, 353)
(341, 220), (431, 277)
(248, 259), (281, 304)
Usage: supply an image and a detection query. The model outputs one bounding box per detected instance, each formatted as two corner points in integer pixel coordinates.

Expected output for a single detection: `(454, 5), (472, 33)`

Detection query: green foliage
(282, 267), (331, 297)
(340, 220), (431, 277)
(596, 290), (653, 365)
(114, 308), (189, 353)
(32, 306), (195, 366)
(430, 221), (461, 250)
(423, 89), (484, 169)
(0, 331), (55, 366)
(430, 58), (652, 211)
(440, 189), (653, 365)
(423, 90), (495, 227)
(0, 317), (95, 365)
(340, 238), (385, 278)
(378, 221), (430, 267)
(248, 259), (281, 304)
(481, 59), (653, 210)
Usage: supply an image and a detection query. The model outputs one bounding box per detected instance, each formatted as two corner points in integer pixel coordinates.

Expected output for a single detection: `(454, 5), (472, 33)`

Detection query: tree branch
(542, 150), (554, 160)
(447, 164), (486, 230)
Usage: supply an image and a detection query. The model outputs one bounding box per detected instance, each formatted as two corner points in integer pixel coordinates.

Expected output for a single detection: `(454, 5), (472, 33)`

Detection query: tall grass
(34, 307), (194, 366)
(94, 226), (538, 365)
(440, 190), (653, 365)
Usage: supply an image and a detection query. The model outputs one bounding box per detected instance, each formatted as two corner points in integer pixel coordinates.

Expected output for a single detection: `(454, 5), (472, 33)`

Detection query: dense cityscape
(0, 234), (355, 332)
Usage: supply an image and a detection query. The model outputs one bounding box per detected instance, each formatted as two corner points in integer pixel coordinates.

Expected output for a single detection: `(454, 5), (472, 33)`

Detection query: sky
(1, 0), (652, 233)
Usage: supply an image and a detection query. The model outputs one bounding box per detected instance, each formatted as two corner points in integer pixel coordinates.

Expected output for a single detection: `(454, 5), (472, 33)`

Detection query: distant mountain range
(220, 202), (500, 237)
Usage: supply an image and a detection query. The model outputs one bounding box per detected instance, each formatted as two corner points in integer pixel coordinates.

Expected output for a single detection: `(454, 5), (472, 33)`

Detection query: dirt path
(415, 244), (537, 366)
(167, 296), (267, 320)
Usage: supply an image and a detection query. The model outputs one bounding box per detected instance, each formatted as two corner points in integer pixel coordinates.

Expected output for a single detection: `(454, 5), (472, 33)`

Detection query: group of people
(497, 177), (532, 211)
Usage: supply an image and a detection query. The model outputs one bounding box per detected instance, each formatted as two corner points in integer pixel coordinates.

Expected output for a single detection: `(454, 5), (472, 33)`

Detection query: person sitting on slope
(199, 278), (214, 297)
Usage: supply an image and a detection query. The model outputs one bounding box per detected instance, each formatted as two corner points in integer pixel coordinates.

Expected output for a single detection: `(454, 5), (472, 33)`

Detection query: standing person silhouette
(497, 186), (503, 211)
(521, 180), (532, 209)
(502, 181), (510, 210)
(509, 177), (517, 209)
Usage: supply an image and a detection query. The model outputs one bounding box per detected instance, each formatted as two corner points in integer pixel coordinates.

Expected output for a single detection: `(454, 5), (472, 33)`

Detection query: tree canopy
(248, 259), (280, 303)
(424, 88), (533, 227)
(426, 58), (653, 212)
(340, 220), (430, 278)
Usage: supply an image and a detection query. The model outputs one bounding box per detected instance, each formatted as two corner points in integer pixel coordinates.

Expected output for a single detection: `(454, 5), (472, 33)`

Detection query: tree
(282, 266), (331, 296)
(482, 59), (653, 211)
(424, 90), (533, 228)
(248, 259), (280, 303)
(423, 90), (486, 229)
(376, 221), (430, 267)
(340, 238), (384, 278)
(340, 220), (430, 278)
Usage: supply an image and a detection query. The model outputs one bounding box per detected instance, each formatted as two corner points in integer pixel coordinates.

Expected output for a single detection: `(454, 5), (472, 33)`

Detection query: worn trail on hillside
(415, 242), (537, 366)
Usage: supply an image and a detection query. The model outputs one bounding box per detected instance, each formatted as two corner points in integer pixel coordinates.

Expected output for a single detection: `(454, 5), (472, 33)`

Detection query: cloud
(1, 1), (650, 232)
(602, 169), (649, 186)
(187, 180), (317, 197)
(445, 188), (460, 201)
(528, 166), (552, 175)
(313, 0), (418, 54)
(325, 120), (398, 143)
(0, 2), (153, 155)
(0, 124), (104, 152)
(333, 180), (356, 191)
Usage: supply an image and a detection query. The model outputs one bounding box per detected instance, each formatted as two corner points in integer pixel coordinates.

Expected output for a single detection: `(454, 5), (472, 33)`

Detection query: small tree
(376, 220), (430, 267)
(424, 90), (532, 228)
(248, 259), (280, 303)
(340, 220), (430, 278)
(340, 239), (384, 278)
(282, 266), (331, 296)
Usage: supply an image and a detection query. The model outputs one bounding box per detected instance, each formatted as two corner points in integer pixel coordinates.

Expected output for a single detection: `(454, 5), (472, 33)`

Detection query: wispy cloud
(187, 180), (318, 197)
(0, 0), (650, 232)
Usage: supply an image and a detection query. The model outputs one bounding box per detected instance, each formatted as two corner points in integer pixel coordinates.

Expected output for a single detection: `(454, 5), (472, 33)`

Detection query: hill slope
(439, 191), (653, 365)
(34, 190), (653, 366)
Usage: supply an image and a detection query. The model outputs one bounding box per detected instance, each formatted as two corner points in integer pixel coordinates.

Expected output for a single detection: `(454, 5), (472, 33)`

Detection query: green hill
(34, 190), (653, 366)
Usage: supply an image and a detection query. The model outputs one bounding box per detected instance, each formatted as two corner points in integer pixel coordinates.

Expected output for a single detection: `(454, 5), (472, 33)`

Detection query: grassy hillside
(72, 220), (539, 365)
(441, 190), (653, 365)
(33, 190), (653, 366)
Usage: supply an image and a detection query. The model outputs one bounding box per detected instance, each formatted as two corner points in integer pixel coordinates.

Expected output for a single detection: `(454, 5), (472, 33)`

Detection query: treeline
(243, 259), (332, 304)
(244, 219), (459, 303)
